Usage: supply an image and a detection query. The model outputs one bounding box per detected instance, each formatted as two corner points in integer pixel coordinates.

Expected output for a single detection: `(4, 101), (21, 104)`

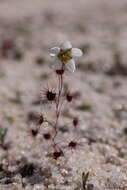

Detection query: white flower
(50, 41), (83, 73)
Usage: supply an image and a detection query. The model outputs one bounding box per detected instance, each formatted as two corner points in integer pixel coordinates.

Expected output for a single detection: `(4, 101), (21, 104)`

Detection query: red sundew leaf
(43, 133), (51, 140)
(73, 117), (79, 127)
(41, 88), (56, 103)
(68, 141), (77, 149)
(31, 129), (38, 137)
(66, 92), (73, 102)
(53, 150), (64, 160)
(56, 69), (64, 75)
(37, 115), (44, 125)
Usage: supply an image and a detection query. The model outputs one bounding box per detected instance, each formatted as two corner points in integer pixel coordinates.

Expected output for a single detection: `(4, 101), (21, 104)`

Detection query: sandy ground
(0, 0), (127, 189)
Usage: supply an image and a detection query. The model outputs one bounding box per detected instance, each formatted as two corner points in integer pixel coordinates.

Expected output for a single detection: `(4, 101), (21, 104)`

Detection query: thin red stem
(52, 65), (64, 148)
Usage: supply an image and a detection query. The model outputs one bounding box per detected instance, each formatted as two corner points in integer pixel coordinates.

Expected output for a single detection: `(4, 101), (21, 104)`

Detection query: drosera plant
(30, 41), (83, 159)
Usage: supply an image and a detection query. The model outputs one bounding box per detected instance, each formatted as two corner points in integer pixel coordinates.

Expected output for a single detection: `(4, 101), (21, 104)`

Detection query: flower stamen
(57, 49), (72, 64)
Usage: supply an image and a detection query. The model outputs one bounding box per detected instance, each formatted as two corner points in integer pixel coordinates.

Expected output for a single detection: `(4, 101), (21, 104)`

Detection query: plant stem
(53, 67), (64, 148)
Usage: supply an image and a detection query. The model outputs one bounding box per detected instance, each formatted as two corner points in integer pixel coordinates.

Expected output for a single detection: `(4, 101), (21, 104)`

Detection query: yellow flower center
(57, 49), (72, 64)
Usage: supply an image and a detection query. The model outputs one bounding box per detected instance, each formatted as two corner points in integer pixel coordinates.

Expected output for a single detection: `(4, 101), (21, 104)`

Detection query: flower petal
(66, 59), (75, 72)
(71, 48), (83, 57)
(50, 58), (62, 70)
(50, 47), (60, 57)
(61, 41), (72, 50)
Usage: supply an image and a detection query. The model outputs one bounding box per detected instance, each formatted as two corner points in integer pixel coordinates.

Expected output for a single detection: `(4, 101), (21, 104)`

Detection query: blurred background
(1, 0), (127, 72)
(0, 0), (127, 189)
